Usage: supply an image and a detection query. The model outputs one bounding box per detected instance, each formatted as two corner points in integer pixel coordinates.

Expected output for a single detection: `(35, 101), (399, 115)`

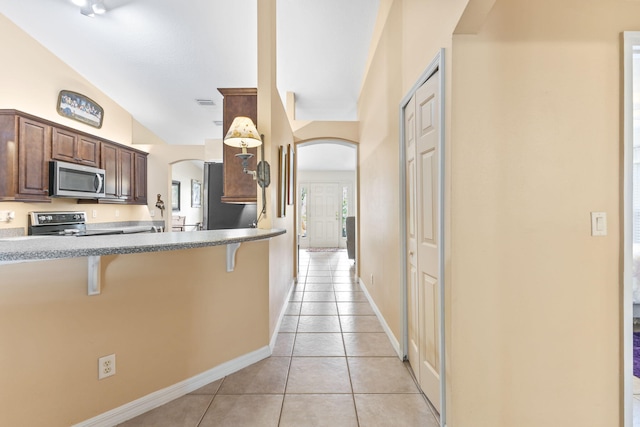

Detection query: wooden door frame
(399, 49), (446, 427)
(623, 31), (640, 427)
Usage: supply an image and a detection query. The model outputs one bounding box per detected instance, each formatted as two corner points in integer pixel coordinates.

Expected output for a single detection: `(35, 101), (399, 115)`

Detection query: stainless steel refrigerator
(203, 162), (257, 230)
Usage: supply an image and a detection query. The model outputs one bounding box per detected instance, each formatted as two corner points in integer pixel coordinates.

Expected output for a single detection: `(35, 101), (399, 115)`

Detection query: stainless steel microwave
(49, 160), (106, 199)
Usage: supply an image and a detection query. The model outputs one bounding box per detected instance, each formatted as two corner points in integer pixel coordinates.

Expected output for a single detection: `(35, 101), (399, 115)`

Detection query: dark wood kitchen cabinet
(83, 142), (147, 205)
(98, 143), (147, 205)
(218, 88), (257, 204)
(100, 142), (134, 203)
(0, 111), (52, 202)
(17, 117), (52, 201)
(134, 151), (147, 204)
(52, 127), (100, 167)
(0, 109), (148, 204)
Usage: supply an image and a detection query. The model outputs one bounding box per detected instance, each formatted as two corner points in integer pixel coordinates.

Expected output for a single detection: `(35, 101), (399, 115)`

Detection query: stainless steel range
(28, 211), (125, 237)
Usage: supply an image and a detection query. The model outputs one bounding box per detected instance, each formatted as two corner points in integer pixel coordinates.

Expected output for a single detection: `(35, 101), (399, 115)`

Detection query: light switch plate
(591, 212), (607, 236)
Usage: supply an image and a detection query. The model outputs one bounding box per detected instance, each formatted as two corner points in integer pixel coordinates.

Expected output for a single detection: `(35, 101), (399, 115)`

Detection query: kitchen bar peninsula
(0, 228), (286, 295)
(0, 228), (288, 427)
(0, 228), (285, 262)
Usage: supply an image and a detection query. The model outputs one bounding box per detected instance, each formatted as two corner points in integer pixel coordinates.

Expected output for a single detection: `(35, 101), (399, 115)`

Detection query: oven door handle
(94, 173), (104, 193)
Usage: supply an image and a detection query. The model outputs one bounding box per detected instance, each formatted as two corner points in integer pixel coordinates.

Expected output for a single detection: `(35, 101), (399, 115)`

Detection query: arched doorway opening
(169, 159), (204, 232)
(296, 139), (358, 266)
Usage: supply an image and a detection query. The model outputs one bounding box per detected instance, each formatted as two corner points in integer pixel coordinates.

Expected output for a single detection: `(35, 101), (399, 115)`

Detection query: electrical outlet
(150, 209), (155, 218)
(0, 210), (14, 222)
(115, 209), (120, 218)
(98, 354), (116, 380)
(370, 274), (374, 286)
(92, 209), (98, 218)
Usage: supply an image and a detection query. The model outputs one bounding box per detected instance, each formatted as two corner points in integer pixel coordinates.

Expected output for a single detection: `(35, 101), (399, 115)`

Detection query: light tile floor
(118, 249), (438, 427)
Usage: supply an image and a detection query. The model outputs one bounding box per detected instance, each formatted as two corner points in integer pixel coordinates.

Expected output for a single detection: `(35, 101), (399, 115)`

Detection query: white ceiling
(0, 0), (379, 151)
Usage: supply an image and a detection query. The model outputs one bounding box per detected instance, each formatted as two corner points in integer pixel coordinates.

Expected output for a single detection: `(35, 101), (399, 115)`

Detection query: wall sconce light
(223, 116), (271, 224)
(223, 116), (270, 189)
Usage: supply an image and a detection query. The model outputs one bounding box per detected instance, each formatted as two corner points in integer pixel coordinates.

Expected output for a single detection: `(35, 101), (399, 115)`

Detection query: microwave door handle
(95, 173), (104, 193)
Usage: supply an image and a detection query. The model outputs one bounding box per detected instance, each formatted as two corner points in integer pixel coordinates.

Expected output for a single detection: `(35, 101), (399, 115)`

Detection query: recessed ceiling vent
(196, 99), (215, 106)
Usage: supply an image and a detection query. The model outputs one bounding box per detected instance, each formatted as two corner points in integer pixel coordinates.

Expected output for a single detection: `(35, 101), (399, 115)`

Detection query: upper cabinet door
(52, 127), (100, 167)
(76, 135), (100, 167)
(51, 127), (77, 163)
(99, 142), (136, 202)
(17, 117), (51, 200)
(101, 142), (119, 199)
(134, 152), (147, 204)
(119, 148), (134, 202)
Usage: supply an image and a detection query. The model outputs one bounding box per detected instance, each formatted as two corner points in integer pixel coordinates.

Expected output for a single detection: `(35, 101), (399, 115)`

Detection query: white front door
(308, 182), (340, 247)
(405, 70), (442, 412)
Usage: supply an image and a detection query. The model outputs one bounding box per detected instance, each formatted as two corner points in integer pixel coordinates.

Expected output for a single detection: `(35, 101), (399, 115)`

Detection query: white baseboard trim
(358, 277), (403, 359)
(269, 278), (296, 351)
(73, 345), (271, 427)
(75, 278), (297, 427)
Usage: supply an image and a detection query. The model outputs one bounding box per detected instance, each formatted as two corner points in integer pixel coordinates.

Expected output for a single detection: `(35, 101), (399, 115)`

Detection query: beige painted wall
(0, 14), (156, 230)
(0, 14), (133, 145)
(357, 0), (404, 341)
(258, 0), (296, 336)
(266, 98), (296, 335)
(357, 0), (639, 425)
(448, 1), (640, 425)
(0, 242), (270, 426)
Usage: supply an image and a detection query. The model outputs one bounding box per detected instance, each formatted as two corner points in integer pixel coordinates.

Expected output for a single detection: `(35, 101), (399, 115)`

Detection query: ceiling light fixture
(74, 0), (107, 17)
(91, 1), (106, 14)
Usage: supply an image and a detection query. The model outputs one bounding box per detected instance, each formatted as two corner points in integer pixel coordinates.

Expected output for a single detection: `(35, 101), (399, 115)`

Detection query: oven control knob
(73, 214), (81, 220)
(38, 215), (46, 222)
(47, 215), (53, 221)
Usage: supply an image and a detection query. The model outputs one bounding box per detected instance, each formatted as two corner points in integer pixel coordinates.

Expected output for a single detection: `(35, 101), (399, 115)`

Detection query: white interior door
(308, 182), (340, 247)
(405, 70), (442, 412)
(406, 93), (420, 374)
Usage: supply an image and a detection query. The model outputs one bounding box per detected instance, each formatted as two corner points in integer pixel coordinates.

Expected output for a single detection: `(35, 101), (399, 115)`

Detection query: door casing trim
(623, 31), (640, 427)
(399, 48), (446, 427)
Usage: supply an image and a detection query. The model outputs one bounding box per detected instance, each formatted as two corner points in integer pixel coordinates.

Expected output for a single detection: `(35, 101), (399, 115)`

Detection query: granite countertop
(0, 228), (286, 262)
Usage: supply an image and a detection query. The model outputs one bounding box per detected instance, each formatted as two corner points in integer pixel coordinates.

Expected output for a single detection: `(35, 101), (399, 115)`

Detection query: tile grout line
(195, 376), (226, 427)
(277, 255), (308, 426)
(333, 254), (362, 427)
(194, 394), (215, 427)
